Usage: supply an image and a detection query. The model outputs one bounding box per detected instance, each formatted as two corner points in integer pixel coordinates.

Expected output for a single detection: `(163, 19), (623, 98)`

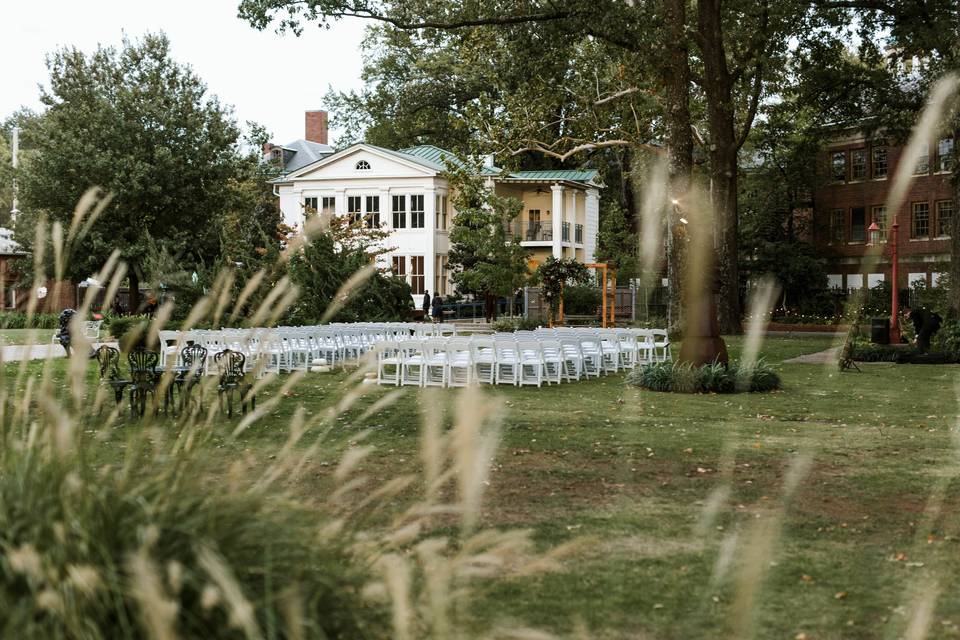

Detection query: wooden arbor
(556, 262), (616, 328)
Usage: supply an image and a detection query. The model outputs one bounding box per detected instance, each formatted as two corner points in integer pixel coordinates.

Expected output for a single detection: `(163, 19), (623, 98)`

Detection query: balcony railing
(505, 221), (553, 242)
(575, 224), (584, 244)
(562, 222), (571, 242)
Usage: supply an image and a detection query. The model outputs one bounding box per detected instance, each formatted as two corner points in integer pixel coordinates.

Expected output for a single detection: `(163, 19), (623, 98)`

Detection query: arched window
(355, 160), (371, 170)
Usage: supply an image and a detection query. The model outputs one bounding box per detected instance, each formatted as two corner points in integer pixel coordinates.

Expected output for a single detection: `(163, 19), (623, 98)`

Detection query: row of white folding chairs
(157, 322), (458, 374)
(376, 333), (635, 388)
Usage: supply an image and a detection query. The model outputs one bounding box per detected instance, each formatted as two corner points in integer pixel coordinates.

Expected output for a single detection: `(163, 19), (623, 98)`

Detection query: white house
(268, 120), (601, 308)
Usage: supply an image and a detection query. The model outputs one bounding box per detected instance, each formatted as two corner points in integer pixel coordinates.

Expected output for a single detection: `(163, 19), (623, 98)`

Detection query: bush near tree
(285, 215), (413, 325)
(445, 166), (529, 321)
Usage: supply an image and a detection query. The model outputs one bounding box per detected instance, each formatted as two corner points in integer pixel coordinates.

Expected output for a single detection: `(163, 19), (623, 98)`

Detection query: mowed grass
(16, 334), (960, 639)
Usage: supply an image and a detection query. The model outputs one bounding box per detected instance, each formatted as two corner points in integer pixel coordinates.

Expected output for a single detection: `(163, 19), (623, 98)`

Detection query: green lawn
(16, 334), (960, 639)
(0, 328), (54, 345)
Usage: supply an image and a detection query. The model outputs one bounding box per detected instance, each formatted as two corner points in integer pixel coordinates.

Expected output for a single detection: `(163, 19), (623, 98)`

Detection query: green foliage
(17, 33), (248, 307)
(931, 320), (960, 363)
(0, 428), (387, 638)
(562, 285), (601, 316)
(0, 313), (60, 330)
(594, 202), (638, 281)
(850, 338), (918, 363)
(534, 257), (591, 325)
(446, 166), (530, 300)
(490, 317), (540, 332)
(286, 225), (413, 325)
(628, 359), (781, 394)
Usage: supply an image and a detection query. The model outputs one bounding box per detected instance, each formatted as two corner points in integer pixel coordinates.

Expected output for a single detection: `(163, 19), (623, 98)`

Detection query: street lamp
(867, 221), (880, 246)
(888, 218), (901, 344)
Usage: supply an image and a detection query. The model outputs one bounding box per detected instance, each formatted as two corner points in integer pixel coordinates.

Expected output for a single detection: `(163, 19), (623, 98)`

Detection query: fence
(523, 286), (637, 325)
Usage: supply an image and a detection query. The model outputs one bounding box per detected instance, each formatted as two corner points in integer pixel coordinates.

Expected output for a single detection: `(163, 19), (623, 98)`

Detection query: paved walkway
(1, 343), (68, 361)
(783, 347), (841, 364)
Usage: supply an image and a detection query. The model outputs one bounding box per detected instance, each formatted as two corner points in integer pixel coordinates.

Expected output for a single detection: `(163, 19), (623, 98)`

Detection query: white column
(550, 185), (564, 259)
(423, 187), (437, 308)
(585, 189), (600, 263)
(334, 188), (346, 217)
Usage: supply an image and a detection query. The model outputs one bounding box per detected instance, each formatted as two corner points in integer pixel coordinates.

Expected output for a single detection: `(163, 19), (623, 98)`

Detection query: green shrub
(0, 312), (61, 330)
(931, 320), (960, 362)
(562, 285), (602, 315)
(850, 338), (917, 363)
(628, 359), (781, 394)
(491, 317), (541, 332)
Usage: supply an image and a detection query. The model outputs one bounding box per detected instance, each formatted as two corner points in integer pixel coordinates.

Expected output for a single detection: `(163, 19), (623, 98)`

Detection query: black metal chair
(215, 349), (255, 418)
(174, 344), (207, 412)
(127, 349), (160, 417)
(95, 345), (130, 408)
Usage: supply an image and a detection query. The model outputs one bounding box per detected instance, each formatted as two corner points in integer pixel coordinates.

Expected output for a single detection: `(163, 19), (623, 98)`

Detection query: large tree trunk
(128, 270), (140, 315)
(698, 0), (742, 335)
(663, 0), (693, 333)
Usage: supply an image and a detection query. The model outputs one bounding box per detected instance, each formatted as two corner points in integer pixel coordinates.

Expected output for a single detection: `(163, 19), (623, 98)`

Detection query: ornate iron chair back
(96, 345), (122, 380)
(180, 344), (208, 378)
(128, 349), (159, 386)
(215, 349), (246, 385)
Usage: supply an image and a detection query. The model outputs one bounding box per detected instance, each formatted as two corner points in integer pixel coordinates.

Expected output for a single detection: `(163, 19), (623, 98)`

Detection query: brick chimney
(305, 110), (328, 145)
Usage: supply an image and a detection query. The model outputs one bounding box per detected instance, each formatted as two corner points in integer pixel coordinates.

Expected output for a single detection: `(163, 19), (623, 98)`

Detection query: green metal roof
(398, 145), (502, 175)
(507, 169), (599, 183)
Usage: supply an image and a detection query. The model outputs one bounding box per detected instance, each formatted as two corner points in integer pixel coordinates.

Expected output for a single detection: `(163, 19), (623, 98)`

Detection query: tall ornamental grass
(0, 193), (571, 639)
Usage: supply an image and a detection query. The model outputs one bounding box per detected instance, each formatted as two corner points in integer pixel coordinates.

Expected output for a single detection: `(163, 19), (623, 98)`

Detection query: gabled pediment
(284, 143), (439, 180)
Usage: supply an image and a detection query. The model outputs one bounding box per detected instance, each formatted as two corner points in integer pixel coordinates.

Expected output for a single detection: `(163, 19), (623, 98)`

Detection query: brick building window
(410, 256), (425, 294)
(872, 146), (888, 178)
(830, 209), (845, 243)
(831, 151), (846, 182)
(851, 149), (867, 180)
(871, 205), (887, 237)
(937, 200), (953, 237)
(911, 202), (930, 239)
(850, 207), (866, 243)
(938, 138), (954, 172)
(410, 195), (425, 228)
(392, 195), (406, 228)
(914, 147), (930, 175)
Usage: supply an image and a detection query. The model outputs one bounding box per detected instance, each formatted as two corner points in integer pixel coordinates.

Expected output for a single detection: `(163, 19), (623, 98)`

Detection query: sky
(0, 0), (368, 145)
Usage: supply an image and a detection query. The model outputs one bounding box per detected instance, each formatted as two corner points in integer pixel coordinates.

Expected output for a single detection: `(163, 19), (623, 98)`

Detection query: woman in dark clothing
(431, 293), (443, 323)
(421, 290), (430, 320)
(903, 306), (942, 353)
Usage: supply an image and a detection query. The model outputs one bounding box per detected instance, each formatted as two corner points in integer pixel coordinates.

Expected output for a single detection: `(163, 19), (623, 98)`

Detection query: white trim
(282, 143), (438, 179)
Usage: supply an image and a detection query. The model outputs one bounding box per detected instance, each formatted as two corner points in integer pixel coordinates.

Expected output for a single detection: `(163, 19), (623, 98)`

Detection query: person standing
(431, 292), (443, 323)
(421, 290), (430, 320)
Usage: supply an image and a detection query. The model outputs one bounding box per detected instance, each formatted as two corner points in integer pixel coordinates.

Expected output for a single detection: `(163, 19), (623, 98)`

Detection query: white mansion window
(355, 160), (371, 170)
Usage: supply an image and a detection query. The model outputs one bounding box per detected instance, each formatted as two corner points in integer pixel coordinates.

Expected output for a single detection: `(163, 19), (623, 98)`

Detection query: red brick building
(813, 128), (955, 291)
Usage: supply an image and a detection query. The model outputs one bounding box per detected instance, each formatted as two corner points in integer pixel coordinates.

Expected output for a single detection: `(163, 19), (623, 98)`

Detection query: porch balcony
(506, 220), (554, 244)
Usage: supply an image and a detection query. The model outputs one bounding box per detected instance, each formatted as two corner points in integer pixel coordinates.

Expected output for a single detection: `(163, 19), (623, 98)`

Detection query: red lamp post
(889, 218), (901, 343)
(869, 218), (901, 344)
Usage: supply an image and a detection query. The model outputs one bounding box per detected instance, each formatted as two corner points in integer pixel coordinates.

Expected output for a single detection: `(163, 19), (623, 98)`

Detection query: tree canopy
(18, 33), (246, 310)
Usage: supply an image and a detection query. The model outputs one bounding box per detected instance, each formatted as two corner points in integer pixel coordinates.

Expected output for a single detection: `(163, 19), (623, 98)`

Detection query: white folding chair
(446, 338), (474, 387)
(517, 340), (544, 387)
(494, 340), (520, 385)
(471, 338), (496, 384)
(539, 339), (564, 385)
(376, 340), (402, 385)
